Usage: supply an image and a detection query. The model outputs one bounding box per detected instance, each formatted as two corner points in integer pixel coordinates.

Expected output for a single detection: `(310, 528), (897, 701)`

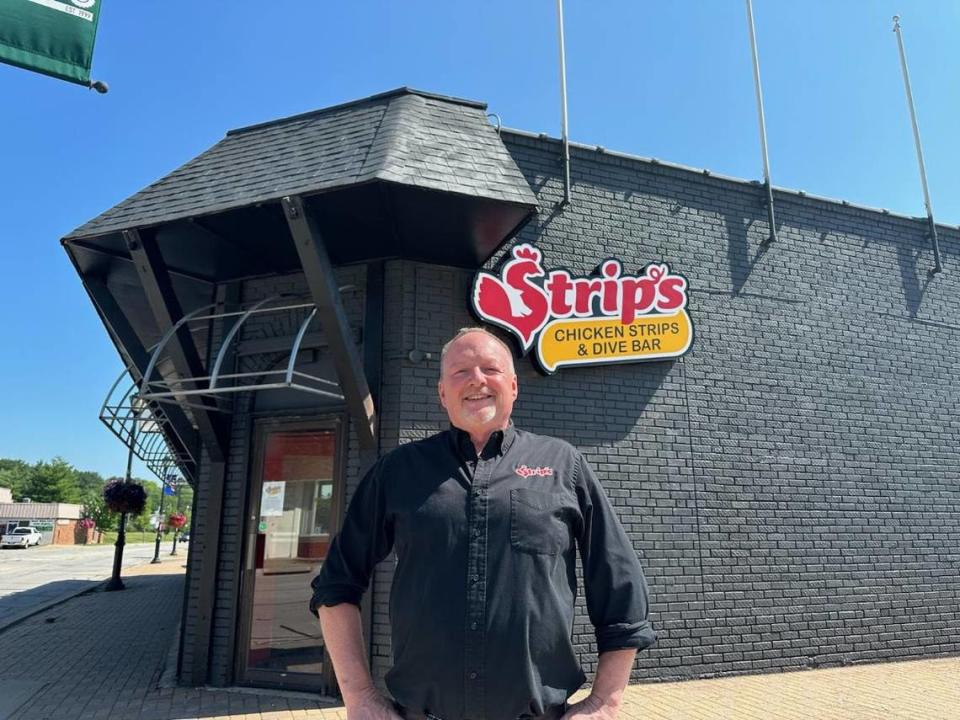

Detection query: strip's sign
(471, 244), (693, 374)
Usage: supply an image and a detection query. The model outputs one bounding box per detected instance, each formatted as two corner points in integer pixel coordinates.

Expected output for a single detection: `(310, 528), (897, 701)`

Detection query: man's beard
(468, 404), (497, 425)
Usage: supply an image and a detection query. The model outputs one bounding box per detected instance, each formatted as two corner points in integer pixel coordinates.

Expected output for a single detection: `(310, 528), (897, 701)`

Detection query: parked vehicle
(1, 527), (43, 548)
(179, 531), (189, 543)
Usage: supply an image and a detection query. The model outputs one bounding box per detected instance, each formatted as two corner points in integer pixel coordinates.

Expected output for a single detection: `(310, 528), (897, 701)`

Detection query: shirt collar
(449, 422), (516, 460)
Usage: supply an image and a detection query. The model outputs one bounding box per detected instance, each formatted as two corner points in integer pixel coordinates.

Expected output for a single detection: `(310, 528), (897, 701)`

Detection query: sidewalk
(0, 543), (157, 632)
(0, 557), (957, 719)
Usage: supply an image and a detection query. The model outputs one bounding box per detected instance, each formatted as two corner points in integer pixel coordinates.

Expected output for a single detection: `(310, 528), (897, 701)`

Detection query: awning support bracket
(282, 195), (377, 448)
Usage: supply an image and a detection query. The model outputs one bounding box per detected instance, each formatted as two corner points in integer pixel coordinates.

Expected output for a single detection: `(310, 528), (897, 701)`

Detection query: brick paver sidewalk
(0, 554), (957, 719)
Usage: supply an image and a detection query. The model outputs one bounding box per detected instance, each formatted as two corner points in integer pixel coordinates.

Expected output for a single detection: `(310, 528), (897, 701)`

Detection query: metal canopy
(100, 371), (196, 483)
(137, 295), (344, 409)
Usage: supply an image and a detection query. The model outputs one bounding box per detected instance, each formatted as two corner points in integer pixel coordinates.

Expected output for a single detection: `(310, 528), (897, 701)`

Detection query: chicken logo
(472, 244), (550, 352)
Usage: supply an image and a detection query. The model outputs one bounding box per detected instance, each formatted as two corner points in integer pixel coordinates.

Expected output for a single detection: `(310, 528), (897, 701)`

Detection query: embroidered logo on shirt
(514, 464), (554, 478)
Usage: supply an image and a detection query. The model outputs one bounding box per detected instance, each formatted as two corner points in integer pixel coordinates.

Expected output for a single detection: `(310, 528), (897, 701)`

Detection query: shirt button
(472, 575), (479, 583)
(472, 529), (481, 538)
(470, 622), (478, 630)
(469, 672), (478, 680)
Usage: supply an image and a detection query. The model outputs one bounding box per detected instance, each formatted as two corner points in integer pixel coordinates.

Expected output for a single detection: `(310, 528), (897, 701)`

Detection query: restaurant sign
(472, 244), (693, 374)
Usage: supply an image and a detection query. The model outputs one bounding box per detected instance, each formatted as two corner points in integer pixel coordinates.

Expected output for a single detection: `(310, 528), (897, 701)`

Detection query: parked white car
(1, 527), (43, 548)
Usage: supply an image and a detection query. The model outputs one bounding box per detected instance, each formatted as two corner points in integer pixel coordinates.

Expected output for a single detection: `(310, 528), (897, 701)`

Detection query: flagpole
(745, 0), (777, 243)
(556, 0), (572, 206)
(892, 15), (943, 274)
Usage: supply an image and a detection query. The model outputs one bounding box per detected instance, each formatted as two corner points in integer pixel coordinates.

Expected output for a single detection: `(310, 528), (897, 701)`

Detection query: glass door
(238, 424), (343, 693)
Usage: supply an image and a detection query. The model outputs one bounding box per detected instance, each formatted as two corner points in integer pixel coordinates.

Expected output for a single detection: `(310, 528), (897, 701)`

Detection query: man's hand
(318, 605), (404, 720)
(561, 648), (637, 720)
(345, 685), (404, 720)
(561, 692), (620, 720)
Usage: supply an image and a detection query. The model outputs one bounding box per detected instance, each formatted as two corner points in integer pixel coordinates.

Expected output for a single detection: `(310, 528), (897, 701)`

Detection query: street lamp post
(105, 437), (135, 592)
(170, 482), (182, 556)
(151, 475), (168, 564)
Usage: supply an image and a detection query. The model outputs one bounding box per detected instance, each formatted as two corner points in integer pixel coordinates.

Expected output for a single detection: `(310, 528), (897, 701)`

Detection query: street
(0, 542), (168, 629)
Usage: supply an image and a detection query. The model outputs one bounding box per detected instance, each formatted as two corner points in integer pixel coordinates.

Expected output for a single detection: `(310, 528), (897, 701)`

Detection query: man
(311, 327), (654, 720)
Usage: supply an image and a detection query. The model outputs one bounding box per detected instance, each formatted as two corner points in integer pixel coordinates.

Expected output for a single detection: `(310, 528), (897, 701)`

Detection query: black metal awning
(63, 87), (537, 468)
(64, 88), (537, 280)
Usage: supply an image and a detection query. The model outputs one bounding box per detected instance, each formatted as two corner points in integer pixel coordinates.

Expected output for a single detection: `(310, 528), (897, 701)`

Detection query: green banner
(0, 0), (102, 86)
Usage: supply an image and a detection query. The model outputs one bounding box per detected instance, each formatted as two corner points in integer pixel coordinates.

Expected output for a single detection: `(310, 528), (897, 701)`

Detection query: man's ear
(438, 379), (447, 409)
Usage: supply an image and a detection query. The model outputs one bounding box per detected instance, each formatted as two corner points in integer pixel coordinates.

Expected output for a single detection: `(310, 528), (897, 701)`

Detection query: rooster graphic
(472, 244), (550, 352)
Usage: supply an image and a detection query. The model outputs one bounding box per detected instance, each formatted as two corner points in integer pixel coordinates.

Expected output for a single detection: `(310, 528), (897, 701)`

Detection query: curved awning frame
(137, 295), (345, 408)
(100, 370), (196, 481)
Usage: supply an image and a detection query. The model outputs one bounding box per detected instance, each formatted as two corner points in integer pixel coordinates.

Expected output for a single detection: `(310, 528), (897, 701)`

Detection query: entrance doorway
(237, 420), (345, 693)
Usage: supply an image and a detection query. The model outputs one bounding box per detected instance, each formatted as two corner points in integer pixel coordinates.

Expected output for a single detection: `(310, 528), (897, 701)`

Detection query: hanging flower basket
(102, 480), (148, 515)
(79, 517), (95, 530)
(168, 512), (187, 529)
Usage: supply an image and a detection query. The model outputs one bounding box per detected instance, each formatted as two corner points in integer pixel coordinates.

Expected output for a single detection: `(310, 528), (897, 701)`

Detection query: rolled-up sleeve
(309, 457), (394, 614)
(574, 453), (656, 653)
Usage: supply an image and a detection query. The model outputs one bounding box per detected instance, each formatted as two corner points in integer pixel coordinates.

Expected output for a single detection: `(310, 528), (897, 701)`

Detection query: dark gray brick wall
(185, 131), (960, 691)
(365, 134), (960, 687)
(178, 445), (206, 684)
(498, 132), (959, 681)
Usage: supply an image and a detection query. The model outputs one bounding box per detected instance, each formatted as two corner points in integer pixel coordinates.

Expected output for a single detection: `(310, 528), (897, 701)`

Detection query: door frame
(234, 414), (348, 694)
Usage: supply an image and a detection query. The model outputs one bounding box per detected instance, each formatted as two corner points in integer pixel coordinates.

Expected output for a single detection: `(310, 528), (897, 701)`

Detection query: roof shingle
(66, 88), (537, 240)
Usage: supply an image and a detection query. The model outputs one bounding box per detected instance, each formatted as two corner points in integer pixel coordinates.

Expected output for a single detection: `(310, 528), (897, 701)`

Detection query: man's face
(438, 332), (518, 437)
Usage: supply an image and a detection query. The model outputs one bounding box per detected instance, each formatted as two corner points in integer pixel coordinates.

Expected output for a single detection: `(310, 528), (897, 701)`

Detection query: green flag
(0, 0), (103, 87)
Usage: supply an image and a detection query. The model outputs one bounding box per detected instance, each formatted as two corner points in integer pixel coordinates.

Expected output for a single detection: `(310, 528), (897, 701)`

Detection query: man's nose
(466, 367), (485, 384)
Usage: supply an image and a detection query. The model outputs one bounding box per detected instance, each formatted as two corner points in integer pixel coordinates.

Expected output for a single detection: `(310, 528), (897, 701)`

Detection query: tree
(83, 494), (118, 532)
(0, 459), (33, 500)
(129, 478), (162, 532)
(75, 470), (105, 505)
(176, 484), (194, 529)
(18, 457), (81, 503)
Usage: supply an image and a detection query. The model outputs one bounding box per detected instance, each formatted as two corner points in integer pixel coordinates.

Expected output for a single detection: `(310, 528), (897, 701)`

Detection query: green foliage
(0, 456), (193, 535)
(75, 470), (106, 504)
(83, 493), (118, 532)
(130, 480), (193, 532)
(129, 480), (163, 531)
(177, 484), (194, 528)
(0, 459), (33, 500)
(98, 530), (156, 545)
(22, 457), (81, 503)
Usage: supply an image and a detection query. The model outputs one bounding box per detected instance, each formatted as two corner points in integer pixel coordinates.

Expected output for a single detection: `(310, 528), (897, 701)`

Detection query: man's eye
(484, 367), (502, 374)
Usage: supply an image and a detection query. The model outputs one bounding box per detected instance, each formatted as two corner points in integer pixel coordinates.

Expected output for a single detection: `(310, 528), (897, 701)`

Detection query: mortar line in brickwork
(678, 356), (708, 605)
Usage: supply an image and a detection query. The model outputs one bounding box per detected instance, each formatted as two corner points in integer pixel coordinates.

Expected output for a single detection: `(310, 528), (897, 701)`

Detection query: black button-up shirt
(310, 425), (655, 720)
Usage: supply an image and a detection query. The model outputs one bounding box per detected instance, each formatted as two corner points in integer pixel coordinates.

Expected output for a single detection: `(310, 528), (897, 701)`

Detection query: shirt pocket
(510, 488), (570, 555)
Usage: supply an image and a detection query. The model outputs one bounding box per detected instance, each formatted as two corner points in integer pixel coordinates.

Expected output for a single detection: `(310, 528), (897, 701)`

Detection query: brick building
(62, 88), (960, 697)
(0, 501), (83, 545)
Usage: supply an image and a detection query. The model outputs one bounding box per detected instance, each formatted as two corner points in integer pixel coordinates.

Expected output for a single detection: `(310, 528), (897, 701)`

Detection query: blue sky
(1, 1), (958, 478)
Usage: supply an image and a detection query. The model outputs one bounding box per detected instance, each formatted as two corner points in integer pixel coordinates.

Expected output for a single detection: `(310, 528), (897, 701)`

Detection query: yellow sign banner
(536, 311), (693, 373)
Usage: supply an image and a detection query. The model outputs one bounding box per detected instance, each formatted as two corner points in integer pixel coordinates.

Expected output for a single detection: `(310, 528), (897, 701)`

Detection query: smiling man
(311, 327), (655, 720)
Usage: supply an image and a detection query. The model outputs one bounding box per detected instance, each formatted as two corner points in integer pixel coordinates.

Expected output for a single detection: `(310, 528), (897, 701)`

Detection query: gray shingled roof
(66, 88), (537, 240)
